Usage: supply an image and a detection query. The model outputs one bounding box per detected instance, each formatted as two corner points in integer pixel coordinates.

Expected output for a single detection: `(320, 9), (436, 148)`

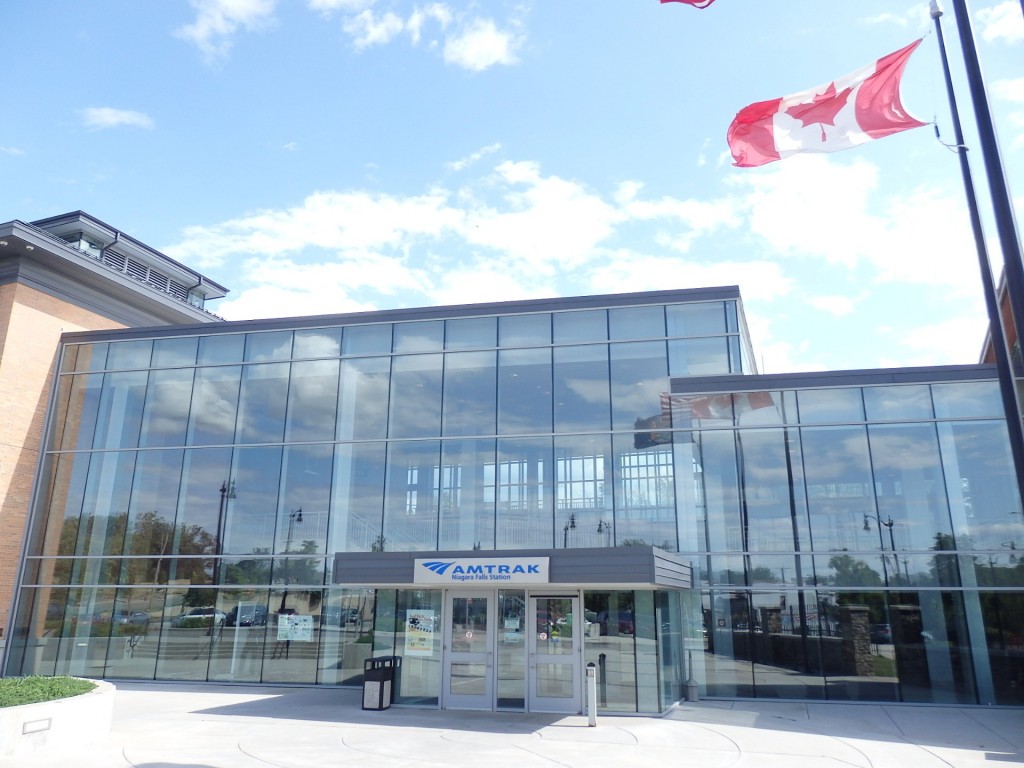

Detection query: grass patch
(0, 676), (95, 708)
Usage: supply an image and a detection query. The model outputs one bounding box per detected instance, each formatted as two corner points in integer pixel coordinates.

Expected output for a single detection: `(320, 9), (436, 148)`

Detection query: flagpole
(931, 1), (1024, 510)
(947, 0), (1024, 367)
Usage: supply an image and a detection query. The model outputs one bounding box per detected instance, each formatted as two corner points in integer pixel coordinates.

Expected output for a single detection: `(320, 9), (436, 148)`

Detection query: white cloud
(343, 9), (405, 50)
(808, 295), (857, 316)
(0, 146), (25, 156)
(978, 1), (1024, 44)
(80, 107), (155, 130)
(408, 3), (453, 44)
(176, 0), (276, 61)
(307, 0), (375, 12)
(447, 142), (501, 172)
(444, 18), (520, 71)
(992, 77), (1024, 102)
(900, 315), (990, 365)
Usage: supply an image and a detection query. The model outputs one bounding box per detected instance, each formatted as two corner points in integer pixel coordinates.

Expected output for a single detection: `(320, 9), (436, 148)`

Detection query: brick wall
(0, 282), (126, 638)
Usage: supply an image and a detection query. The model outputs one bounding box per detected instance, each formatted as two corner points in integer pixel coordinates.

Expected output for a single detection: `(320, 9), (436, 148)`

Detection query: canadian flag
(727, 39), (926, 168)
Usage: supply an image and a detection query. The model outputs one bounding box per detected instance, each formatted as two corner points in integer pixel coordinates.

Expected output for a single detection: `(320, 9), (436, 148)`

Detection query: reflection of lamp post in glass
(864, 513), (897, 584)
(278, 508), (303, 613)
(562, 512), (576, 549)
(213, 480), (236, 586)
(597, 519), (612, 546)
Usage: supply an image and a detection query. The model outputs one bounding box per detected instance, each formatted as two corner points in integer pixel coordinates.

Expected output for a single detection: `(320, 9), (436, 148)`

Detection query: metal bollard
(586, 662), (597, 726)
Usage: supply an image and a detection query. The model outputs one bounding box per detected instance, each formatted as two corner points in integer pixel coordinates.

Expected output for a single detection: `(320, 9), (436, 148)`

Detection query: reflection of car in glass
(172, 607), (226, 628)
(320, 607), (361, 627)
(112, 610), (151, 629)
(597, 610), (635, 635)
(870, 623), (893, 644)
(226, 604), (268, 627)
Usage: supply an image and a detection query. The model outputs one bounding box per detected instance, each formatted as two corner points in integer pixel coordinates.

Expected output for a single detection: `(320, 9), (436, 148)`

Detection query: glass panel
(224, 447), (283, 556)
(294, 327), (342, 358)
(204, 589), (270, 683)
(535, 663), (573, 697)
(690, 431), (740, 553)
(863, 385), (933, 421)
(277, 444), (332, 557)
(450, 663), (487, 695)
(393, 321), (443, 352)
(187, 366), (241, 445)
(869, 423), (953, 551)
(977, 590), (1024, 705)
(103, 587), (162, 680)
(667, 337), (731, 376)
(553, 345), (610, 433)
(495, 437), (553, 549)
(236, 363), (289, 444)
(585, 590), (637, 710)
(666, 302), (726, 337)
(244, 331), (293, 361)
(613, 434), (676, 550)
(330, 442), (386, 553)
(555, 434), (611, 549)
(124, 450), (184, 581)
(197, 333), (245, 365)
(938, 421), (1024, 546)
(388, 354), (443, 438)
(285, 359), (339, 442)
(609, 341), (668, 431)
(499, 313), (551, 346)
(53, 373), (103, 452)
(446, 317), (496, 349)
(383, 441), (440, 551)
(703, 591), (754, 697)
(63, 342), (108, 372)
(106, 339), (153, 369)
(815, 589), (898, 701)
(608, 305), (665, 340)
(450, 595), (489, 653)
(734, 391), (785, 426)
(553, 309), (606, 343)
(932, 381), (1003, 419)
(40, 452), (91, 557)
(535, 597), (574, 655)
(801, 426), (874, 553)
(395, 589), (441, 704)
(172, 447), (232, 583)
(152, 337), (198, 367)
(797, 388), (865, 423)
(442, 351), (496, 436)
(93, 370), (148, 449)
(342, 324), (392, 356)
(139, 368), (195, 448)
(439, 439), (496, 550)
(497, 348), (552, 435)
(736, 429), (800, 553)
(750, 588), (825, 699)
(337, 356), (390, 440)
(496, 590), (526, 709)
(75, 451), (138, 557)
(317, 587), (376, 685)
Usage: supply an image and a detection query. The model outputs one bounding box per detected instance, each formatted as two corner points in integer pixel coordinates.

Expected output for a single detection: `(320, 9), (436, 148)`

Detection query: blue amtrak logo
(422, 561), (456, 575)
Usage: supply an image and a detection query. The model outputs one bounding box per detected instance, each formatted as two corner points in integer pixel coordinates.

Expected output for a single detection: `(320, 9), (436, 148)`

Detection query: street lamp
(863, 512), (896, 586)
(597, 519), (612, 546)
(212, 480), (236, 586)
(278, 508), (303, 613)
(563, 513), (576, 548)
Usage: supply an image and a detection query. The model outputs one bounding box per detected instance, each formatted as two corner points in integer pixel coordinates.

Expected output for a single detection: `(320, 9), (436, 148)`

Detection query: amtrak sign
(413, 557), (550, 585)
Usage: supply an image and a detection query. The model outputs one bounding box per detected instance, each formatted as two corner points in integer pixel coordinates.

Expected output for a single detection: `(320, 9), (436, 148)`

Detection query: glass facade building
(4, 287), (1022, 710)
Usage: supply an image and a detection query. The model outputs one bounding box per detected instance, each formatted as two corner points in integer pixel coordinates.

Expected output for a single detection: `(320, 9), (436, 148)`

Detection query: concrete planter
(0, 679), (115, 757)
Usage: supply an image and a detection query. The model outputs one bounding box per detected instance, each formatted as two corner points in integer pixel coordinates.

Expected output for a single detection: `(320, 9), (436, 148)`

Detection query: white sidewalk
(5, 683), (1023, 768)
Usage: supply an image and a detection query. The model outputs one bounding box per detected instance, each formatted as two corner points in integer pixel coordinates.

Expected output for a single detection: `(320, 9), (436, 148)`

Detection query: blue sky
(5, 1), (1023, 373)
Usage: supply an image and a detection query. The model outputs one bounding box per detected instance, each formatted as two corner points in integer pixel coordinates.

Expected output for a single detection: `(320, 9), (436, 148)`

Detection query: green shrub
(0, 676), (95, 708)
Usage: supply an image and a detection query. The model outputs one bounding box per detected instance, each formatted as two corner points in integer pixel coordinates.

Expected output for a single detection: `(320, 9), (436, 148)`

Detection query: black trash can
(362, 655), (402, 710)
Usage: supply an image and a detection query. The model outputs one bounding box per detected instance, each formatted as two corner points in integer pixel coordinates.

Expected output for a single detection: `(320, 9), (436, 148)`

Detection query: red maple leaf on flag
(784, 82), (854, 141)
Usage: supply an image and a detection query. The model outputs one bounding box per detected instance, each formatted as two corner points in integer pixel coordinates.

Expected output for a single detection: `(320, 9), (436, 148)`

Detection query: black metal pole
(933, 1), (1024, 512)
(947, 0), (1024, 360)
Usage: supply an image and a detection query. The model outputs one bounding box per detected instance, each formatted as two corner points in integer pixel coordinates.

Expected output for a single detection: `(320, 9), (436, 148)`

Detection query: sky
(4, 0), (1024, 374)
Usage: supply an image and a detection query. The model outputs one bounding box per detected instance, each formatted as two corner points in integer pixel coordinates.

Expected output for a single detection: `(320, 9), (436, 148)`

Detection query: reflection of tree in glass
(827, 554), (884, 588)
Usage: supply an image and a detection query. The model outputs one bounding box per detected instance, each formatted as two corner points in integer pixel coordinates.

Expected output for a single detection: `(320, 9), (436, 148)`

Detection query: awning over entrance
(332, 546), (692, 589)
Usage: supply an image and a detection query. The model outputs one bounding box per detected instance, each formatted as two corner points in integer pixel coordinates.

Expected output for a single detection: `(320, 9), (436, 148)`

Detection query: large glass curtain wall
(8, 300), (740, 686)
(673, 381), (1024, 705)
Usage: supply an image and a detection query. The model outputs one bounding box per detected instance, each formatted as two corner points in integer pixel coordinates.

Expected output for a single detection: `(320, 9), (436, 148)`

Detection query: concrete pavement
(4, 682), (1022, 768)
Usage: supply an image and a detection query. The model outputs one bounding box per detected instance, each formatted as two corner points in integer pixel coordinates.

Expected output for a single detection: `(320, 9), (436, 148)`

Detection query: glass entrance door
(443, 592), (493, 709)
(528, 595), (581, 713)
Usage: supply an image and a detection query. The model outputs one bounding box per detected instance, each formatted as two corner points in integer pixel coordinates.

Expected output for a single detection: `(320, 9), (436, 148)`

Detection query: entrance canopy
(333, 546), (692, 590)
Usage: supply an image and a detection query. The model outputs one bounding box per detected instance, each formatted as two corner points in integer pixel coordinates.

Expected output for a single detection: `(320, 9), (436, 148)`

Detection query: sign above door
(413, 557), (550, 585)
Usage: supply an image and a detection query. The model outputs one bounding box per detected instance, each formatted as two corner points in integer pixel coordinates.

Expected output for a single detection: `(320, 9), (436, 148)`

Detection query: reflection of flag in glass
(634, 414), (672, 449)
(661, 391), (776, 424)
